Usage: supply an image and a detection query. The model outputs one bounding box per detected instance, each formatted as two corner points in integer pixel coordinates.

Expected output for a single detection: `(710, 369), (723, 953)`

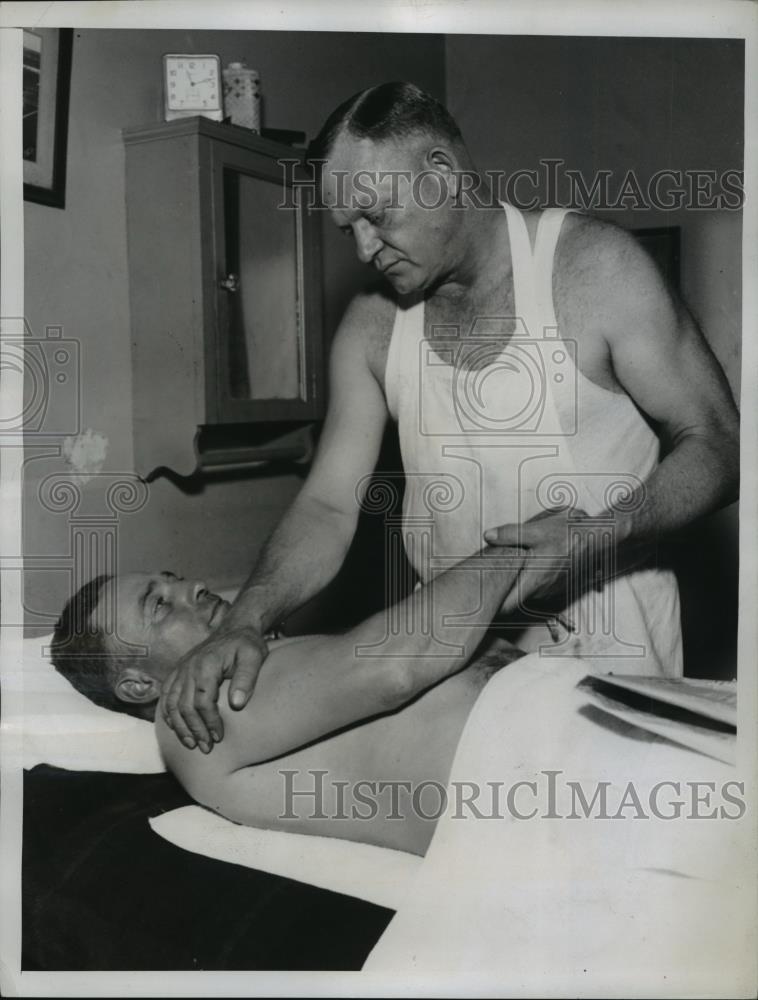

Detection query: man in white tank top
(162, 83), (739, 751)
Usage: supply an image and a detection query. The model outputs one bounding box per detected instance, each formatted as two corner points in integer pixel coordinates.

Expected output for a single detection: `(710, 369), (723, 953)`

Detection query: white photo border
(1, 1), (756, 996)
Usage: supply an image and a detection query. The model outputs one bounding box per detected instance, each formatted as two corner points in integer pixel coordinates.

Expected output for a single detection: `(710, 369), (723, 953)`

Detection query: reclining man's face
(94, 571), (230, 688)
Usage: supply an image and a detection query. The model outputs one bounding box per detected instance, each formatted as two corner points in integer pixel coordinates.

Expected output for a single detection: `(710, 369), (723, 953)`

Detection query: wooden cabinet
(123, 117), (324, 478)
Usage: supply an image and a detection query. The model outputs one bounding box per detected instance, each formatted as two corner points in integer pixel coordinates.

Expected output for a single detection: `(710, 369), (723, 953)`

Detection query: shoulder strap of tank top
(384, 292), (424, 420)
(501, 202), (540, 337)
(532, 207), (577, 332)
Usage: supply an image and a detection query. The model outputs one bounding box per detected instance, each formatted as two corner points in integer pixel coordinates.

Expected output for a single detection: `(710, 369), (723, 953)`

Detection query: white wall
(23, 28), (446, 632)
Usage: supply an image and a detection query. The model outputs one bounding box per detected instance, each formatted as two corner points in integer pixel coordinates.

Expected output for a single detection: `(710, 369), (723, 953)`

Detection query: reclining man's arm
(157, 545), (525, 789)
(161, 292), (395, 749)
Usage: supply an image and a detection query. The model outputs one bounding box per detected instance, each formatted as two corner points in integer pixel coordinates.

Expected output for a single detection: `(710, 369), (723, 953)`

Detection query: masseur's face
(93, 572), (230, 680)
(323, 133), (462, 295)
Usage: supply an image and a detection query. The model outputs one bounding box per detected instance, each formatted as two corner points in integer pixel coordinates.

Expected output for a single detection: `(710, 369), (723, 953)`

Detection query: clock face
(164, 54), (222, 117)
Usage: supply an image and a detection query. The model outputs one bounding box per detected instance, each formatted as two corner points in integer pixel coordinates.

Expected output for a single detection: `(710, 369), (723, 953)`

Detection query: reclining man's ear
(115, 667), (162, 705)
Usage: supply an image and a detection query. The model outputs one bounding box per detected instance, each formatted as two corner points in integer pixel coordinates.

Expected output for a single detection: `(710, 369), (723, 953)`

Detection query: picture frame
(22, 27), (73, 209)
(632, 225), (682, 291)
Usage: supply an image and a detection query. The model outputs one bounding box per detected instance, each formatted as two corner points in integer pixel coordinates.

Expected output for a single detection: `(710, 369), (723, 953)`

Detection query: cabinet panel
(208, 137), (323, 423)
(227, 170), (301, 401)
(124, 118), (324, 477)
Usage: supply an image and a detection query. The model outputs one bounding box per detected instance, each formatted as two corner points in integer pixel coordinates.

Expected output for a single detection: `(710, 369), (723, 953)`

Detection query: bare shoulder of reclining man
(156, 633), (358, 778)
(157, 632), (525, 855)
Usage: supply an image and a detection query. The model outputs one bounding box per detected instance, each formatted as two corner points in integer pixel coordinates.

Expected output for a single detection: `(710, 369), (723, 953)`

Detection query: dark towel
(22, 764), (393, 970)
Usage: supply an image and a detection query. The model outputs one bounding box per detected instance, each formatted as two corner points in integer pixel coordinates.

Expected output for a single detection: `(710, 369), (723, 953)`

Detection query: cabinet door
(208, 139), (324, 423)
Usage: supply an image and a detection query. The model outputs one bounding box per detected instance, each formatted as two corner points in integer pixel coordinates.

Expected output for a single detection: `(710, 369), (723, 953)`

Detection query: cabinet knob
(219, 273), (240, 293)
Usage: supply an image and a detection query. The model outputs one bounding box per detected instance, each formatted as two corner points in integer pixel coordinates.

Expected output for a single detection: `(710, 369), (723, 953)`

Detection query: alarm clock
(163, 54), (223, 122)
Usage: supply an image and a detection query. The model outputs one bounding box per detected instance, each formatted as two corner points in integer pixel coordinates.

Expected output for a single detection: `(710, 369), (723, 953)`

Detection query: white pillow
(13, 585), (245, 773)
(15, 631), (165, 774)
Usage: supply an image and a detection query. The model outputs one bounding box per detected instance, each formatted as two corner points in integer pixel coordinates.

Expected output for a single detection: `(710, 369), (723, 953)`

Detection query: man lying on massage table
(52, 546), (526, 856)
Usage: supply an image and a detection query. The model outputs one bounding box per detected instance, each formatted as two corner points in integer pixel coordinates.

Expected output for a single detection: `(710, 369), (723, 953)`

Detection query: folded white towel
(150, 805), (421, 910)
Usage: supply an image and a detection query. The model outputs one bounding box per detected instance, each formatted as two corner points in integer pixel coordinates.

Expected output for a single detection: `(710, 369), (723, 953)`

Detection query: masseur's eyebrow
(337, 196), (389, 230)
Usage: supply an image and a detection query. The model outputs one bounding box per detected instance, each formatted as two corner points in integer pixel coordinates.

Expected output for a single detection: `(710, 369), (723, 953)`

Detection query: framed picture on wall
(22, 27), (73, 209)
(632, 225), (681, 291)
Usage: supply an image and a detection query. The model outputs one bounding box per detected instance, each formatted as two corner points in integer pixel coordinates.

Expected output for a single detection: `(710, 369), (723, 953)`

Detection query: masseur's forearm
(224, 492), (356, 635)
(609, 430), (739, 561)
(339, 545), (525, 704)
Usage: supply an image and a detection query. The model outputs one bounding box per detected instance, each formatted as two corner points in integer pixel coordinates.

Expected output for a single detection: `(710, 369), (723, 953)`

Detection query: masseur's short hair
(51, 575), (143, 719)
(309, 81), (464, 162)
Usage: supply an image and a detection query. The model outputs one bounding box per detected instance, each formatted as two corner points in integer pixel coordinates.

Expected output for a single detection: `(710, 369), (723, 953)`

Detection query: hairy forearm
(225, 494), (356, 634)
(573, 429), (741, 593)
(613, 430), (739, 550)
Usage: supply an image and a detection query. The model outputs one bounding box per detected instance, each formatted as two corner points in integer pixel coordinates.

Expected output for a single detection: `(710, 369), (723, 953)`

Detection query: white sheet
(364, 655), (753, 996)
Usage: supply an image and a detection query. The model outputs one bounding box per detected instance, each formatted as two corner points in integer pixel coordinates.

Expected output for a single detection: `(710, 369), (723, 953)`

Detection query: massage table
(5, 631), (755, 994)
(8, 631), (400, 974)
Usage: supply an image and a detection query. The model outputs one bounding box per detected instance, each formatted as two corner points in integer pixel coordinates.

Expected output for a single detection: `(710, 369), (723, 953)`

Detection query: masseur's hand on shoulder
(161, 624), (269, 753)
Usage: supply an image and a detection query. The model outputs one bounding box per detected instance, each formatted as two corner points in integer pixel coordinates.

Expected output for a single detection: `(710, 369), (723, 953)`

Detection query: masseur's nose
(353, 219), (382, 264)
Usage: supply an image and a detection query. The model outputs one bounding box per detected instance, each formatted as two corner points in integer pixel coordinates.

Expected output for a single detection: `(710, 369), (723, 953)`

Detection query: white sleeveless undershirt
(383, 202), (682, 676)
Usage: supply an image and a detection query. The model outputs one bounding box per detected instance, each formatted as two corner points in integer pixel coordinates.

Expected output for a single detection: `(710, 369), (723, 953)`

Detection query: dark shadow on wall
(662, 506), (739, 681)
(284, 424), (413, 637)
